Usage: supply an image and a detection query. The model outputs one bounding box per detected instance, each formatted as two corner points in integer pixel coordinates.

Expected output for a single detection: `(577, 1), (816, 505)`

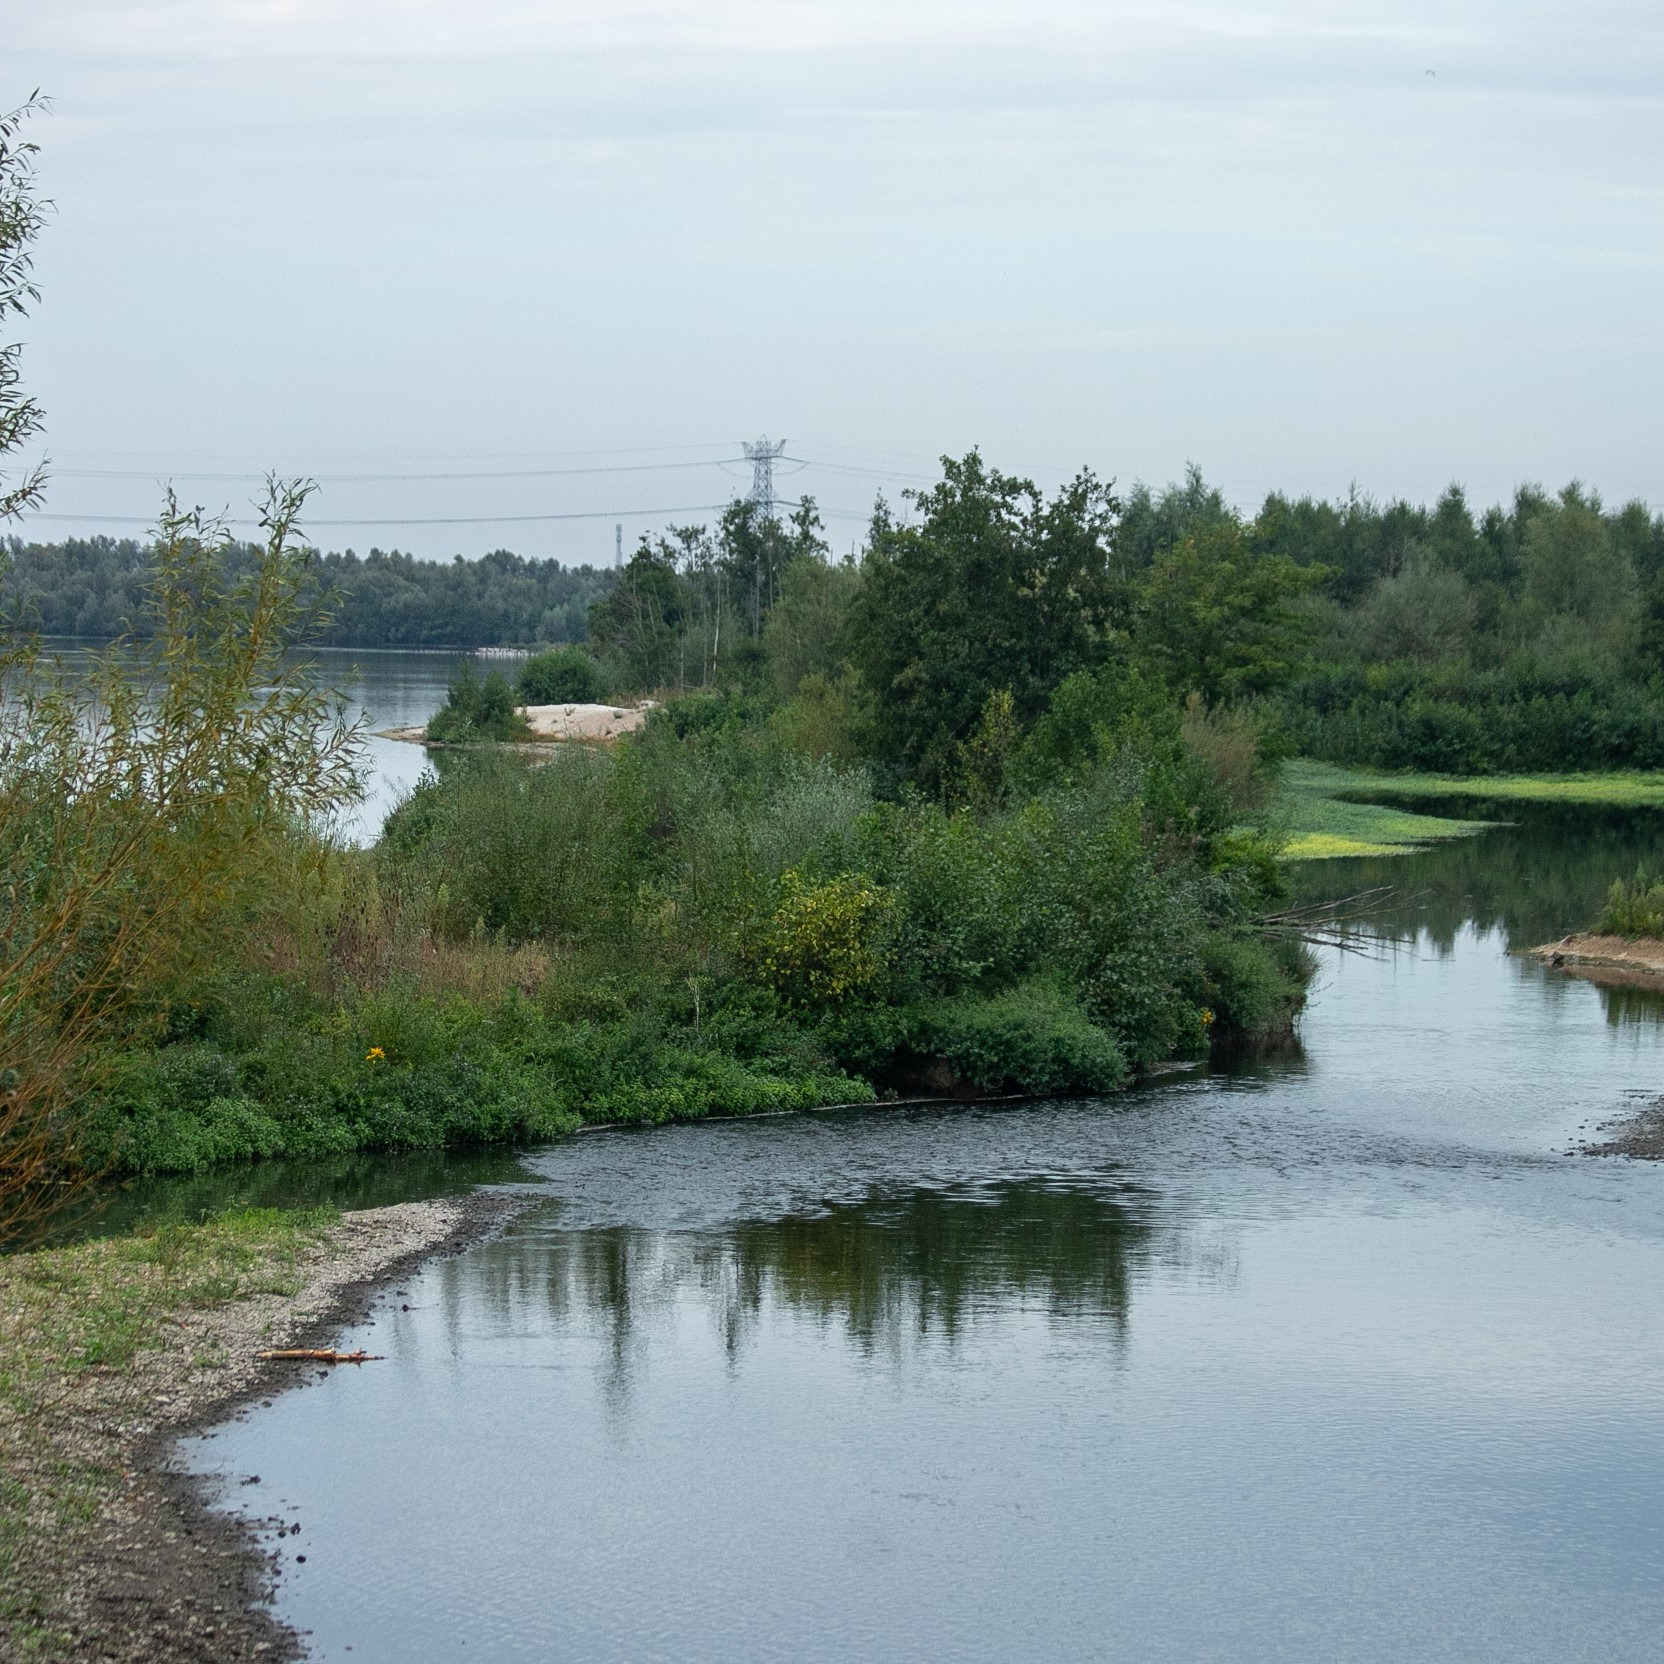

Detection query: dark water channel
(185, 802), (1664, 1662)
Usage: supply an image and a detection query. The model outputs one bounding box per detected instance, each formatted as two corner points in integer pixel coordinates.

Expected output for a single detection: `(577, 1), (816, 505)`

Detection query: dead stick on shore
(258, 1349), (384, 1364)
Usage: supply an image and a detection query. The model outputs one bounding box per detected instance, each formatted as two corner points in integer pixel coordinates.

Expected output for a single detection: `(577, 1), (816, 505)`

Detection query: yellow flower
(365, 1045), (386, 1062)
(1200, 1010), (1215, 1028)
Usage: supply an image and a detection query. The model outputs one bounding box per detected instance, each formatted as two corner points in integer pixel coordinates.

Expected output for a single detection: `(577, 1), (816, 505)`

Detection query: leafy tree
(1252, 487), (1425, 602)
(1425, 484), (1500, 587)
(1346, 565), (1476, 663)
(847, 453), (1122, 790)
(1635, 572), (1664, 673)
(763, 553), (862, 697)
(426, 660), (527, 742)
(1117, 465), (1236, 572)
(588, 543), (686, 689)
(1521, 485), (1634, 626)
(1611, 499), (1664, 587)
(718, 496), (829, 640)
(1139, 523), (1327, 706)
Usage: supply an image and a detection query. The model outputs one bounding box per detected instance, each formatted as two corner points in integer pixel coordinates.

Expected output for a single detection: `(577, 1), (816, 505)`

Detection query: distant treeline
(14, 469), (1664, 779)
(1230, 476), (1664, 773)
(0, 538), (617, 647)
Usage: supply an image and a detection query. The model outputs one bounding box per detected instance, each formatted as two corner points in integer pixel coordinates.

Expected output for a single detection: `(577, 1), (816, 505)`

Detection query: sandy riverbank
(0, 1191), (523, 1663)
(1525, 933), (1664, 990)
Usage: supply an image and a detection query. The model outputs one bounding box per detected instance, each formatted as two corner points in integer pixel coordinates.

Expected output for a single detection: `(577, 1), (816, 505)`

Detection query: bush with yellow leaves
(751, 871), (892, 1008)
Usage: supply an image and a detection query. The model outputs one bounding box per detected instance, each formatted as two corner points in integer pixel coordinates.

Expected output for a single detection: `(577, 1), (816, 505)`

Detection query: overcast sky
(6, 1), (1662, 560)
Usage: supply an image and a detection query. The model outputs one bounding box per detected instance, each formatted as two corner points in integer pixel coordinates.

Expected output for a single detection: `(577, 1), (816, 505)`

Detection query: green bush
(81, 982), (873, 1175)
(1277, 660), (1664, 775)
(380, 749), (652, 943)
(1198, 933), (1309, 1039)
(914, 979), (1128, 1095)
(1597, 869), (1664, 938)
(425, 661), (527, 743)
(517, 646), (602, 705)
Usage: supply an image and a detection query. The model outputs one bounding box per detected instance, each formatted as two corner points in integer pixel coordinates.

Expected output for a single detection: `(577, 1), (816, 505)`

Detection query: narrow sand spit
(517, 702), (650, 741)
(1524, 931), (1664, 978)
(2, 1192), (523, 1663)
(379, 701), (652, 747)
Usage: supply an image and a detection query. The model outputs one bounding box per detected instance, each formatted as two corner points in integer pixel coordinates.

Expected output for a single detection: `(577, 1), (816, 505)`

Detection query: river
(170, 797), (1664, 1662)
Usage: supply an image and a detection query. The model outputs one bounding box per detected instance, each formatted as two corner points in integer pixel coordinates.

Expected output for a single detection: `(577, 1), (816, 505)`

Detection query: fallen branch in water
(1256, 886), (1411, 955)
(258, 1348), (384, 1364)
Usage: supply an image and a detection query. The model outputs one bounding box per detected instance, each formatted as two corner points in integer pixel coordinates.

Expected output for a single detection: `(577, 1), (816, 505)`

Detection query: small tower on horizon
(615, 523), (622, 567)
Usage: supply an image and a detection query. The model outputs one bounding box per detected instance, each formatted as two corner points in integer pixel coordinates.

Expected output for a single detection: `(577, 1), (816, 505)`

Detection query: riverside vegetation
(19, 468), (1664, 776)
(57, 456), (1316, 1195)
(20, 459), (1664, 1202)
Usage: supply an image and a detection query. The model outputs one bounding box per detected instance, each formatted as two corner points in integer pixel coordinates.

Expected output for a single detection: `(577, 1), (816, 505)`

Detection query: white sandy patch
(517, 702), (651, 740)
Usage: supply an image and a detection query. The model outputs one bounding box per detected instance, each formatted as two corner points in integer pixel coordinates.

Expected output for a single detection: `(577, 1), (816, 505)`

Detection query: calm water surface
(184, 807), (1664, 1661)
(307, 646), (461, 843)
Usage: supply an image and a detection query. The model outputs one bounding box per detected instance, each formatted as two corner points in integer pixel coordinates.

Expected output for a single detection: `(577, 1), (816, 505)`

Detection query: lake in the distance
(182, 802), (1664, 1663)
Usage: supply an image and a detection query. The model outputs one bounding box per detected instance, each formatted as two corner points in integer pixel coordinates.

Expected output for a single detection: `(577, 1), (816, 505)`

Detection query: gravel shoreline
(1, 1189), (524, 1663)
(1578, 1097), (1664, 1160)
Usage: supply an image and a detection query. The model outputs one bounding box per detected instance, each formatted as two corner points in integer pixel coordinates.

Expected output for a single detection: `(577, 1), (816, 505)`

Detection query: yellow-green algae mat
(1279, 760), (1664, 860)
(1278, 761), (1493, 859)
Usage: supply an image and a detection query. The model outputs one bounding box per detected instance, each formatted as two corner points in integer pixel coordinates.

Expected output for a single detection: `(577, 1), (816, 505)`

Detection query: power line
(49, 458), (748, 485)
(780, 455), (930, 483)
(19, 502), (735, 530)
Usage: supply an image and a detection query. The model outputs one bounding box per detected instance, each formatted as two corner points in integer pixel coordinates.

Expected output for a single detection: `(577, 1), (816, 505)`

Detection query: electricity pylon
(743, 436), (786, 521)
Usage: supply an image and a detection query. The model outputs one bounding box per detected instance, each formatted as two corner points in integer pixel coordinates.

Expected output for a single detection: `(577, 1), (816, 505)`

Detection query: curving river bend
(182, 798), (1664, 1663)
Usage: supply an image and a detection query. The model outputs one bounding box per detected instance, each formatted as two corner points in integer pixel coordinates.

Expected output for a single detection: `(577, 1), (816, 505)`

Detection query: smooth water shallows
(187, 815), (1664, 1663)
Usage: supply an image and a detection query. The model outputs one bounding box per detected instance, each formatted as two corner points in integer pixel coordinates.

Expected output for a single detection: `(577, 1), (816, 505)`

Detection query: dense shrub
(517, 645), (602, 705)
(912, 980), (1129, 1095)
(1197, 933), (1311, 1038)
(424, 662), (527, 743)
(1278, 662), (1664, 774)
(83, 984), (871, 1176)
(1597, 870), (1664, 938)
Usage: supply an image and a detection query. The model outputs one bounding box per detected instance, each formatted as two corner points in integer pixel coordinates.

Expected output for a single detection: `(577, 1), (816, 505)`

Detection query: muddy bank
(0, 1190), (524, 1664)
(1525, 932), (1664, 990)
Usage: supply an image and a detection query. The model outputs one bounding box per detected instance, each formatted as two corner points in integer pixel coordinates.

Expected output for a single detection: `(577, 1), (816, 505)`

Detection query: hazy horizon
(7, 1), (1662, 562)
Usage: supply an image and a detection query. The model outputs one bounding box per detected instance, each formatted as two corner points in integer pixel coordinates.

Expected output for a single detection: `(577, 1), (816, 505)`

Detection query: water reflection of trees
(1290, 799), (1664, 955)
(1578, 973), (1664, 1030)
(463, 1181), (1174, 1395)
(716, 1181), (1154, 1345)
